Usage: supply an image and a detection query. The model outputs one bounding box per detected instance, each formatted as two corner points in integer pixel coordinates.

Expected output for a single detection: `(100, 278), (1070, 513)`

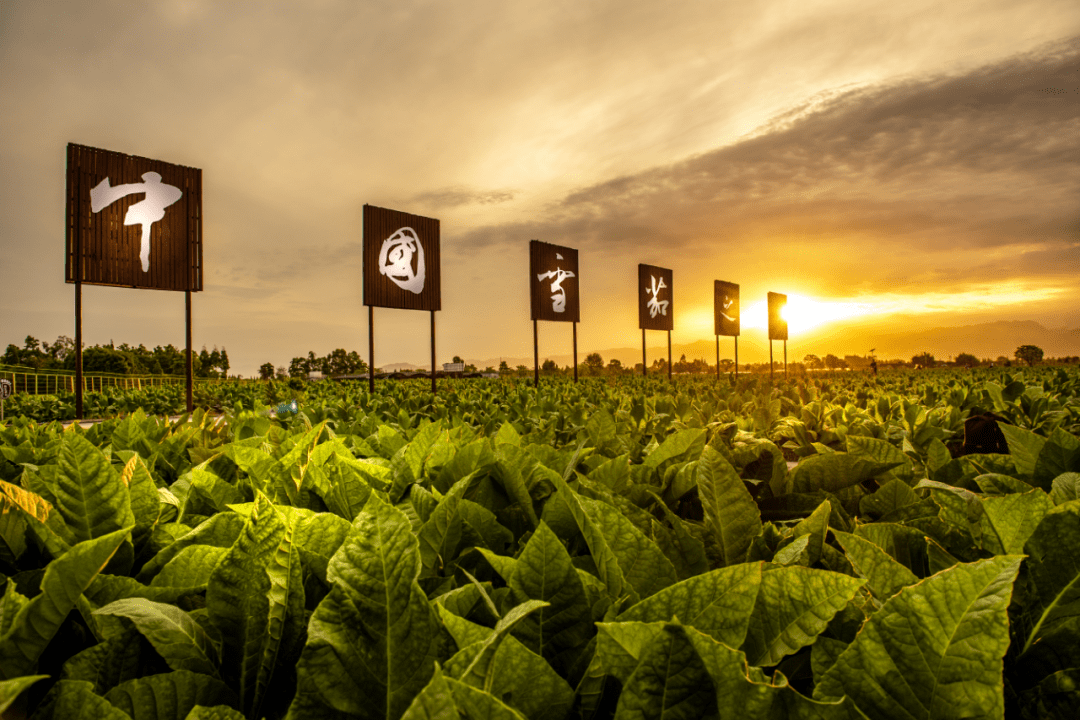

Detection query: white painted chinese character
(378, 227), (425, 294)
(537, 254), (575, 313)
(90, 172), (183, 272)
(646, 275), (668, 318)
(721, 296), (735, 322)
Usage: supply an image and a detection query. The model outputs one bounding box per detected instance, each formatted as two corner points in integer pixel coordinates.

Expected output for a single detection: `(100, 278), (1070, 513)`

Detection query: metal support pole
(642, 328), (647, 377)
(716, 335), (720, 381)
(735, 336), (739, 379)
(784, 340), (787, 380)
(185, 290), (193, 413)
(667, 330), (672, 381)
(770, 341), (774, 383)
(572, 322), (578, 383)
(75, 279), (83, 419)
(430, 310), (436, 394)
(533, 319), (539, 388)
(368, 305), (375, 395)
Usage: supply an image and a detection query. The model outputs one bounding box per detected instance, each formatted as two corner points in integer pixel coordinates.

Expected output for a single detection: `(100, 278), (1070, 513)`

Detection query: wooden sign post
(714, 280), (740, 380)
(530, 240), (580, 387)
(362, 205), (441, 394)
(767, 292), (788, 382)
(638, 264), (673, 380)
(65, 143), (203, 418)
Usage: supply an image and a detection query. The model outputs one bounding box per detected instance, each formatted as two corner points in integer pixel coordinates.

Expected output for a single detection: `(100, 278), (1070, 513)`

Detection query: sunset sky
(2, 1), (1078, 375)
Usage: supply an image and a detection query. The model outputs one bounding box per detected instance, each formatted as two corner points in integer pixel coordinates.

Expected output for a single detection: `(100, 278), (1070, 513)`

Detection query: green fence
(0, 364), (190, 395)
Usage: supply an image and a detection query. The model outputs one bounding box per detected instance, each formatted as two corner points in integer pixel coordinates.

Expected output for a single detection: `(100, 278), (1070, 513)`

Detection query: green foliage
(0, 367), (1077, 718)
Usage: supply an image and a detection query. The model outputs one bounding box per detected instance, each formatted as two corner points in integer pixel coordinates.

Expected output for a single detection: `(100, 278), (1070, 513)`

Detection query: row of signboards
(64, 143), (789, 341)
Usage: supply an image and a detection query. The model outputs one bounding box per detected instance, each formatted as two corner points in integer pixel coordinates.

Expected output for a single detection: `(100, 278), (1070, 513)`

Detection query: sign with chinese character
(714, 280), (740, 336)
(530, 240), (579, 322)
(65, 143), (202, 291)
(768, 292), (788, 340)
(363, 205), (441, 311)
(638, 264), (673, 331)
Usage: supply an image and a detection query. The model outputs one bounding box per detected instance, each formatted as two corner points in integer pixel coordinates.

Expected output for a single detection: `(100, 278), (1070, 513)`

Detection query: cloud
(410, 186), (517, 209)
(449, 36), (1080, 294)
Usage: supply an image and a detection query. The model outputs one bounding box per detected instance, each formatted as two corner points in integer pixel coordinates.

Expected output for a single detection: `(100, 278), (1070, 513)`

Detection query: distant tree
(719, 358), (734, 372)
(955, 352), (979, 367)
(276, 366), (287, 379)
(515, 364), (528, 375)
(484, 366), (495, 373)
(541, 359), (557, 372)
(824, 354), (846, 370)
(584, 353), (604, 375)
(607, 358), (623, 374)
(452, 355), (463, 364)
(1015, 345), (1044, 366)
(844, 355), (870, 369)
(498, 360), (509, 372)
(289, 357), (308, 377)
(803, 354), (824, 370)
(259, 362), (275, 380)
(912, 352), (935, 367)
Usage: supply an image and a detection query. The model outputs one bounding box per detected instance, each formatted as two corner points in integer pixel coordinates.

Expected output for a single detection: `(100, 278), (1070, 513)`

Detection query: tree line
(2, 335), (230, 377)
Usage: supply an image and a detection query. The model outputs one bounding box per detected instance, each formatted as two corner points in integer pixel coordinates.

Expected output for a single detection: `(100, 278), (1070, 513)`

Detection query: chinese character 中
(646, 275), (668, 318)
(378, 227), (426, 294)
(90, 172), (183, 272)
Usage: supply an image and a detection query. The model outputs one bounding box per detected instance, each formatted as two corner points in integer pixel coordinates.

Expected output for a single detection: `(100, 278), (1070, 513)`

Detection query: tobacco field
(1, 367), (1080, 719)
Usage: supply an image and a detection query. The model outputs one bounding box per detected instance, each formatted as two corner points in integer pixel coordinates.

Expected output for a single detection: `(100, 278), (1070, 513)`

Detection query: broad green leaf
(614, 622), (717, 720)
(817, 556), (1022, 719)
(1050, 472), (1080, 505)
(593, 621), (666, 683)
(1033, 427), (1080, 490)
(742, 566), (865, 667)
(184, 706), (247, 720)
(853, 523), (929, 577)
(493, 444), (540, 528)
(846, 435), (914, 484)
(445, 599), (548, 689)
(833, 531), (918, 600)
(643, 429), (707, 474)
(859, 479), (918, 519)
(136, 512), (245, 583)
(974, 473), (1033, 495)
(55, 432), (135, 544)
(0, 526), (129, 679)
(616, 563), (761, 648)
(773, 534), (812, 567)
(0, 673), (48, 715)
(784, 500), (831, 567)
(683, 626), (861, 720)
(152, 545), (229, 588)
(507, 521), (592, 666)
(120, 454), (162, 550)
(206, 494), (304, 719)
(445, 674), (528, 720)
(1020, 500), (1080, 672)
(436, 604), (492, 650)
(976, 488), (1052, 554)
(400, 665), (463, 720)
(791, 453), (900, 494)
(1018, 668), (1080, 720)
(94, 597), (220, 678)
(418, 477), (468, 576)
(105, 669), (238, 720)
(321, 454), (379, 521)
(696, 446), (761, 566)
(30, 679), (131, 720)
(288, 493), (450, 720)
(60, 625), (153, 694)
(999, 424), (1046, 485)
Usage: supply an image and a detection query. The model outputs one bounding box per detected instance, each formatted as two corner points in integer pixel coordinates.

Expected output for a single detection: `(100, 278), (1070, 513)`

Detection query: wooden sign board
(768, 292), (788, 340)
(65, 143), (202, 291)
(714, 280), (740, 336)
(638, 264), (673, 331)
(530, 240), (579, 322)
(363, 204), (441, 311)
